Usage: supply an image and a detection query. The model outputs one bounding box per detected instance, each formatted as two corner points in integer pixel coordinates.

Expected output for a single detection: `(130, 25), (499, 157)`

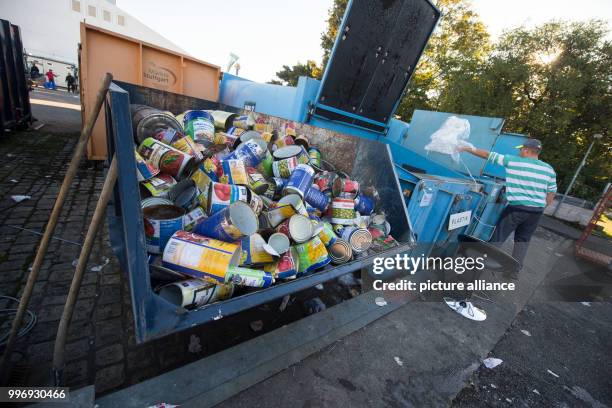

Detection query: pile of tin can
(132, 107), (397, 309)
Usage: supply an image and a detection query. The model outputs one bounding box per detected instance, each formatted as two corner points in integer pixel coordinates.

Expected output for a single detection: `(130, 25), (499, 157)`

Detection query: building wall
(1, 0), (187, 65)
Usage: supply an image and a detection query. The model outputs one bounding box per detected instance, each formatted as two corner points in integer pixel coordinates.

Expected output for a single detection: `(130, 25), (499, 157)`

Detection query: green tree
(448, 21), (611, 199)
(268, 60), (322, 86)
(320, 0), (348, 69)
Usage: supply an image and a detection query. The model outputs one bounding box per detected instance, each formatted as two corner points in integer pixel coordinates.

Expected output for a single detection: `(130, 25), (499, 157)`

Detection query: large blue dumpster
(105, 81), (414, 343)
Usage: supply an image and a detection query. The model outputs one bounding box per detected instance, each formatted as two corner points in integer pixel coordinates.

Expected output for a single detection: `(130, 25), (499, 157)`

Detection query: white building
(1, 0), (187, 86)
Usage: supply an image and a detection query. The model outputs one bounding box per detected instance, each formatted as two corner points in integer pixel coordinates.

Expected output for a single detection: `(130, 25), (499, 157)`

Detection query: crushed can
(313, 171), (338, 193)
(194, 201), (258, 242)
(167, 179), (198, 209)
(240, 233), (274, 266)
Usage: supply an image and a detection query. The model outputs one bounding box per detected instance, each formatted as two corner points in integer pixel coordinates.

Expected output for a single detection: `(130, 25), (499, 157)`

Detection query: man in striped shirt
(459, 138), (557, 277)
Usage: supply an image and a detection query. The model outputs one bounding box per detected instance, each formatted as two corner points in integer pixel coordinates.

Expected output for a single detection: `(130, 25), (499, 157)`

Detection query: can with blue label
(227, 266), (274, 288)
(354, 193), (375, 215)
(283, 164), (314, 198)
(143, 204), (185, 254)
(134, 149), (159, 181)
(194, 201), (258, 242)
(224, 138), (268, 167)
(304, 186), (330, 211)
(263, 177), (288, 199)
(183, 110), (215, 145)
(220, 159), (248, 185)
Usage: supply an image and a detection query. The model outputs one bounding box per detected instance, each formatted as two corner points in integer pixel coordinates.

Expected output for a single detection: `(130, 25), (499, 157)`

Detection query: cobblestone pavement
(0, 101), (354, 396)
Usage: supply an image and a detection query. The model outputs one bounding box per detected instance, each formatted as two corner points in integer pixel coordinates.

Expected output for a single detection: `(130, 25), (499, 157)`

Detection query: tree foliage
(268, 60), (322, 86)
(270, 0), (610, 200)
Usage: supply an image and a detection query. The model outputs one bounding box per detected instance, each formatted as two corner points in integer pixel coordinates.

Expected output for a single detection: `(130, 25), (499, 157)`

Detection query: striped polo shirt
(488, 152), (557, 208)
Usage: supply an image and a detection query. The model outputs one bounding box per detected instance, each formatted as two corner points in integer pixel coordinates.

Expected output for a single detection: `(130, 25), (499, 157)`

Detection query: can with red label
(333, 177), (360, 198)
(313, 171), (338, 193)
(153, 128), (183, 145)
(264, 247), (299, 280)
(207, 182), (249, 214)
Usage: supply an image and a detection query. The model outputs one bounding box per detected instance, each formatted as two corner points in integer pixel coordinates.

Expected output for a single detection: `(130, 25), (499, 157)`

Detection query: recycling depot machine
(105, 0), (526, 342)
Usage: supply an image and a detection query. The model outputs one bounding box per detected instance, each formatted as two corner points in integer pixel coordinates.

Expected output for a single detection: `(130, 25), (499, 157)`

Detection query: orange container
(79, 23), (221, 160)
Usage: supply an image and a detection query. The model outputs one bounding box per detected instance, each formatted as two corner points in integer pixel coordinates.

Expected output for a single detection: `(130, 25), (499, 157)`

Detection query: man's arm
(457, 145), (490, 160)
(546, 192), (555, 207)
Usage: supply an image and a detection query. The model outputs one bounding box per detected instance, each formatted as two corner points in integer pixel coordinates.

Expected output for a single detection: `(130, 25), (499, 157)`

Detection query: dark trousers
(491, 205), (543, 267)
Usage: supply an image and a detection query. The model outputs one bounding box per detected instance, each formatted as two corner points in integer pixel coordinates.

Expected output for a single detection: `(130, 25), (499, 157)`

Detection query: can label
(246, 167), (269, 193)
(262, 203), (297, 228)
(191, 169), (213, 192)
(248, 192), (264, 215)
(135, 150), (159, 181)
(264, 177), (287, 199)
(232, 115), (254, 130)
(294, 236), (330, 276)
(159, 150), (192, 179)
(272, 157), (298, 178)
(142, 174), (177, 197)
(331, 198), (356, 225)
(333, 177), (360, 198)
(183, 206), (207, 231)
(138, 137), (175, 168)
(354, 193), (375, 215)
(308, 147), (322, 168)
(264, 248), (298, 279)
(240, 234), (274, 266)
(162, 231), (239, 283)
(318, 221), (338, 247)
(220, 160), (248, 185)
(274, 135), (295, 150)
(184, 111), (215, 144)
(284, 164), (314, 198)
(161, 279), (234, 308)
(154, 128), (183, 145)
(225, 139), (265, 167)
(144, 213), (184, 254)
(173, 136), (204, 161)
(208, 182), (248, 214)
(227, 266), (274, 288)
(257, 150), (274, 178)
(313, 172), (337, 192)
(304, 186), (330, 211)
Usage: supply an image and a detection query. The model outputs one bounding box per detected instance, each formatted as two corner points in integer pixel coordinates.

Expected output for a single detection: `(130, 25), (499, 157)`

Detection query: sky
(117, 0), (612, 83)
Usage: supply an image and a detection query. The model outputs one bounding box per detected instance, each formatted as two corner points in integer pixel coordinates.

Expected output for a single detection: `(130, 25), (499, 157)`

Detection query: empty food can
(143, 204), (186, 254)
(194, 201), (258, 242)
(158, 279), (234, 308)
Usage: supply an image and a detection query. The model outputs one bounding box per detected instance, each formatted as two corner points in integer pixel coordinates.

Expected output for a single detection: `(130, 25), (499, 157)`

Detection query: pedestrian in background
(65, 72), (76, 94)
(45, 69), (57, 89)
(30, 63), (39, 79)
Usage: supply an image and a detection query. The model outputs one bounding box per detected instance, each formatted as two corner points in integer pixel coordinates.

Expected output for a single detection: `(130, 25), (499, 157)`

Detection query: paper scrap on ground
(483, 357), (503, 369)
(90, 257), (110, 272)
(520, 329), (532, 337)
(11, 195), (31, 203)
(394, 357), (404, 366)
(9, 179), (18, 183)
(581, 302), (591, 307)
(547, 369), (560, 378)
(375, 297), (387, 307)
(315, 283), (324, 290)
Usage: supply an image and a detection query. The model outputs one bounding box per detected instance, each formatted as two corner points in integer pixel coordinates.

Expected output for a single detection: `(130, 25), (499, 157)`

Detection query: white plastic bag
(424, 116), (474, 162)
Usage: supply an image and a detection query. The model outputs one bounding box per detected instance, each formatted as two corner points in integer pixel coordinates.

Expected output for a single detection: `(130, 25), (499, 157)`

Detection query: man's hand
(456, 145), (474, 153)
(458, 146), (490, 160)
